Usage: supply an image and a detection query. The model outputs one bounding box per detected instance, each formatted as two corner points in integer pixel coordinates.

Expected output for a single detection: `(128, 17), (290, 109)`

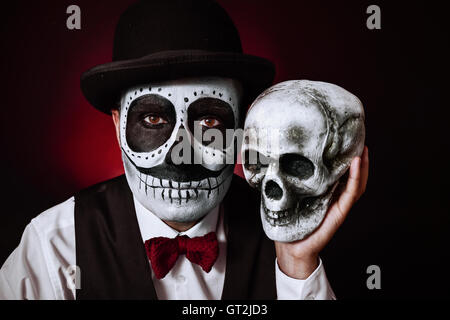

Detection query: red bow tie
(145, 232), (219, 279)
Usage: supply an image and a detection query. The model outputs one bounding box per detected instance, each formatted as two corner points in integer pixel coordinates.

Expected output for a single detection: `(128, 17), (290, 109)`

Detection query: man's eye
(199, 118), (221, 128)
(143, 115), (168, 125)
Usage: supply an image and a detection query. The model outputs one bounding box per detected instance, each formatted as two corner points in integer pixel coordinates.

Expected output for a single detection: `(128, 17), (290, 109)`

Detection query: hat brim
(80, 50), (275, 114)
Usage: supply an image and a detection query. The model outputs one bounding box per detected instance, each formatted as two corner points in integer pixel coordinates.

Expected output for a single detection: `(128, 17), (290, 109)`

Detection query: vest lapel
(75, 175), (157, 299)
(221, 177), (277, 300)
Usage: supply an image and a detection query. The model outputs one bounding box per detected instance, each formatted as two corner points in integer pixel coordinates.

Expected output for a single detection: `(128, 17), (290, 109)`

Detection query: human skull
(120, 77), (242, 223)
(242, 80), (365, 242)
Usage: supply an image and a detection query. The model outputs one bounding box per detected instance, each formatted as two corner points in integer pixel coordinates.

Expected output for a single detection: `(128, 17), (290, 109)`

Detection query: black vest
(74, 175), (276, 299)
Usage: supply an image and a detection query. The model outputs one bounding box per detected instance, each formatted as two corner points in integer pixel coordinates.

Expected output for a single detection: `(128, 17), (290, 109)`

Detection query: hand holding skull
(242, 80), (368, 279)
(275, 148), (368, 279)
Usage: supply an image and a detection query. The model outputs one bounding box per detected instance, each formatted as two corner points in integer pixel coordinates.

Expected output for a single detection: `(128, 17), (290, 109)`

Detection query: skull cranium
(242, 80), (365, 242)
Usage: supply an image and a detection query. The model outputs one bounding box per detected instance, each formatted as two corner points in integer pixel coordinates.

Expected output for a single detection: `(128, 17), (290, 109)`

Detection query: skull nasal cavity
(265, 180), (283, 200)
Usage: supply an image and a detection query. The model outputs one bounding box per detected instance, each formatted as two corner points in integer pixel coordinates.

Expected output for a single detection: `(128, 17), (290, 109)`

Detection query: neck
(163, 220), (198, 232)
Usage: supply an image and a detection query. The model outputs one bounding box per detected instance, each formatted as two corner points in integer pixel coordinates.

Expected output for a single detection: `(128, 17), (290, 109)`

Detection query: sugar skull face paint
(119, 77), (243, 223)
(242, 80), (365, 242)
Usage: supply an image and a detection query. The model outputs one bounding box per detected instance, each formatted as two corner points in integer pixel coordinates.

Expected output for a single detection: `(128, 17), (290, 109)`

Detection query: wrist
(276, 248), (319, 280)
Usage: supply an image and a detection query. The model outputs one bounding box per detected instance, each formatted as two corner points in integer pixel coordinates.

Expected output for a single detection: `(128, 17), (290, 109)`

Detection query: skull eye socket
(243, 150), (270, 172)
(280, 153), (314, 179)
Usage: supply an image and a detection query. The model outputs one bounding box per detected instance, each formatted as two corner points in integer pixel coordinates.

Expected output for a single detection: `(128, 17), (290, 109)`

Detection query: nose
(165, 125), (194, 165)
(264, 180), (283, 200)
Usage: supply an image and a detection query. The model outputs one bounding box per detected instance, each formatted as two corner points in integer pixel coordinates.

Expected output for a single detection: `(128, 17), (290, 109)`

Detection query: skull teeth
(266, 209), (288, 219)
(262, 201), (297, 226)
(263, 194), (326, 226)
(265, 209), (290, 221)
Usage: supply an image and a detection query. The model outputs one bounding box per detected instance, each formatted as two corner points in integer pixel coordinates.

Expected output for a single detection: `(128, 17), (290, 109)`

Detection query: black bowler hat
(81, 0), (275, 114)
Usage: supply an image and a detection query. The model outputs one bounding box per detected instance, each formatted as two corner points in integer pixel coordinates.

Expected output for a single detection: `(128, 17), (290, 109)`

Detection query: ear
(111, 109), (121, 146)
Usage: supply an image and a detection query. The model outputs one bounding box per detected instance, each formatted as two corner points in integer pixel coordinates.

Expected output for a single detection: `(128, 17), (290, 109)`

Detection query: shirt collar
(133, 196), (220, 241)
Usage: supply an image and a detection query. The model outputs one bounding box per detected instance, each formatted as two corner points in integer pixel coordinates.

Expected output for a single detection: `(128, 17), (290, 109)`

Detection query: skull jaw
(123, 155), (234, 223)
(261, 182), (338, 242)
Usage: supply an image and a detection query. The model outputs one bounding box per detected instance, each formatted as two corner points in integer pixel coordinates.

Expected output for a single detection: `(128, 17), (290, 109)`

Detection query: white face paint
(120, 77), (242, 223)
(242, 80), (365, 242)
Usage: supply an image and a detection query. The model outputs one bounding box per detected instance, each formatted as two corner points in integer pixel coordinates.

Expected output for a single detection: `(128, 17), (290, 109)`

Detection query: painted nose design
(264, 180), (283, 200)
(165, 125), (193, 165)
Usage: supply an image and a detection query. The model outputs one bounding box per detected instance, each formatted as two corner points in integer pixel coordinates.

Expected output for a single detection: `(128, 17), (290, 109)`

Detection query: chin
(137, 193), (221, 223)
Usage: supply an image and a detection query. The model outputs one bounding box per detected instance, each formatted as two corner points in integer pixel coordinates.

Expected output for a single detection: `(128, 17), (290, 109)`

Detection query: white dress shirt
(0, 196), (336, 300)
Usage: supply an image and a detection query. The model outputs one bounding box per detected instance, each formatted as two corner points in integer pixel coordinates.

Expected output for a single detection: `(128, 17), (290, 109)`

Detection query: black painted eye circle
(187, 97), (235, 149)
(126, 94), (176, 152)
(280, 154), (314, 179)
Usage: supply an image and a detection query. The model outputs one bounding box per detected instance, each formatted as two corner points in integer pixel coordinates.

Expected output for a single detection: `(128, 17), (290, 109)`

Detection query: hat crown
(113, 0), (243, 61)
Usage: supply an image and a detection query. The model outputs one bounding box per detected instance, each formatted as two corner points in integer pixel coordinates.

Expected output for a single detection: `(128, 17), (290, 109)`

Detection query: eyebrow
(129, 94), (175, 113)
(188, 97), (234, 116)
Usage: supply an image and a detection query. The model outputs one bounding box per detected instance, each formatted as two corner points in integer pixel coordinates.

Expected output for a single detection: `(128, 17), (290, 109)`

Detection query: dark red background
(0, 0), (448, 299)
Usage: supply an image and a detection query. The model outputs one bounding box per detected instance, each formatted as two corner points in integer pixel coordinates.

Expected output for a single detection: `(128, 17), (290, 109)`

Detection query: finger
(359, 146), (369, 195)
(336, 156), (361, 215)
(318, 156), (363, 238)
(346, 156), (361, 198)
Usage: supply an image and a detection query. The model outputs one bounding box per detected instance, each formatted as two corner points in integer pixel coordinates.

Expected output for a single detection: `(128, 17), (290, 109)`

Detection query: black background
(0, 0), (448, 299)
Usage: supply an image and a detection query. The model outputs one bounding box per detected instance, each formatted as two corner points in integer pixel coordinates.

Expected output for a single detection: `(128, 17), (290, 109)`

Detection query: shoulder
(31, 175), (127, 237)
(30, 197), (75, 236)
(225, 175), (261, 217)
(0, 197), (77, 299)
(223, 175), (265, 238)
(75, 174), (129, 205)
(29, 196), (77, 276)
(0, 176), (129, 300)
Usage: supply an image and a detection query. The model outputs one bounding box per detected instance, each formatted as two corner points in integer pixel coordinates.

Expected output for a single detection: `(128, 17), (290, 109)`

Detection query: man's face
(115, 77), (243, 223)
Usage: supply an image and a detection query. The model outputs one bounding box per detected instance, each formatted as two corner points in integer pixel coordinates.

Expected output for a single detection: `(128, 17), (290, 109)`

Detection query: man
(0, 0), (368, 299)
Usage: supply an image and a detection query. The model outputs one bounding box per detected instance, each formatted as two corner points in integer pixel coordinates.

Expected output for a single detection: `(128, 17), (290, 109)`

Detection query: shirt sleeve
(0, 222), (57, 299)
(0, 197), (76, 300)
(275, 257), (336, 300)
